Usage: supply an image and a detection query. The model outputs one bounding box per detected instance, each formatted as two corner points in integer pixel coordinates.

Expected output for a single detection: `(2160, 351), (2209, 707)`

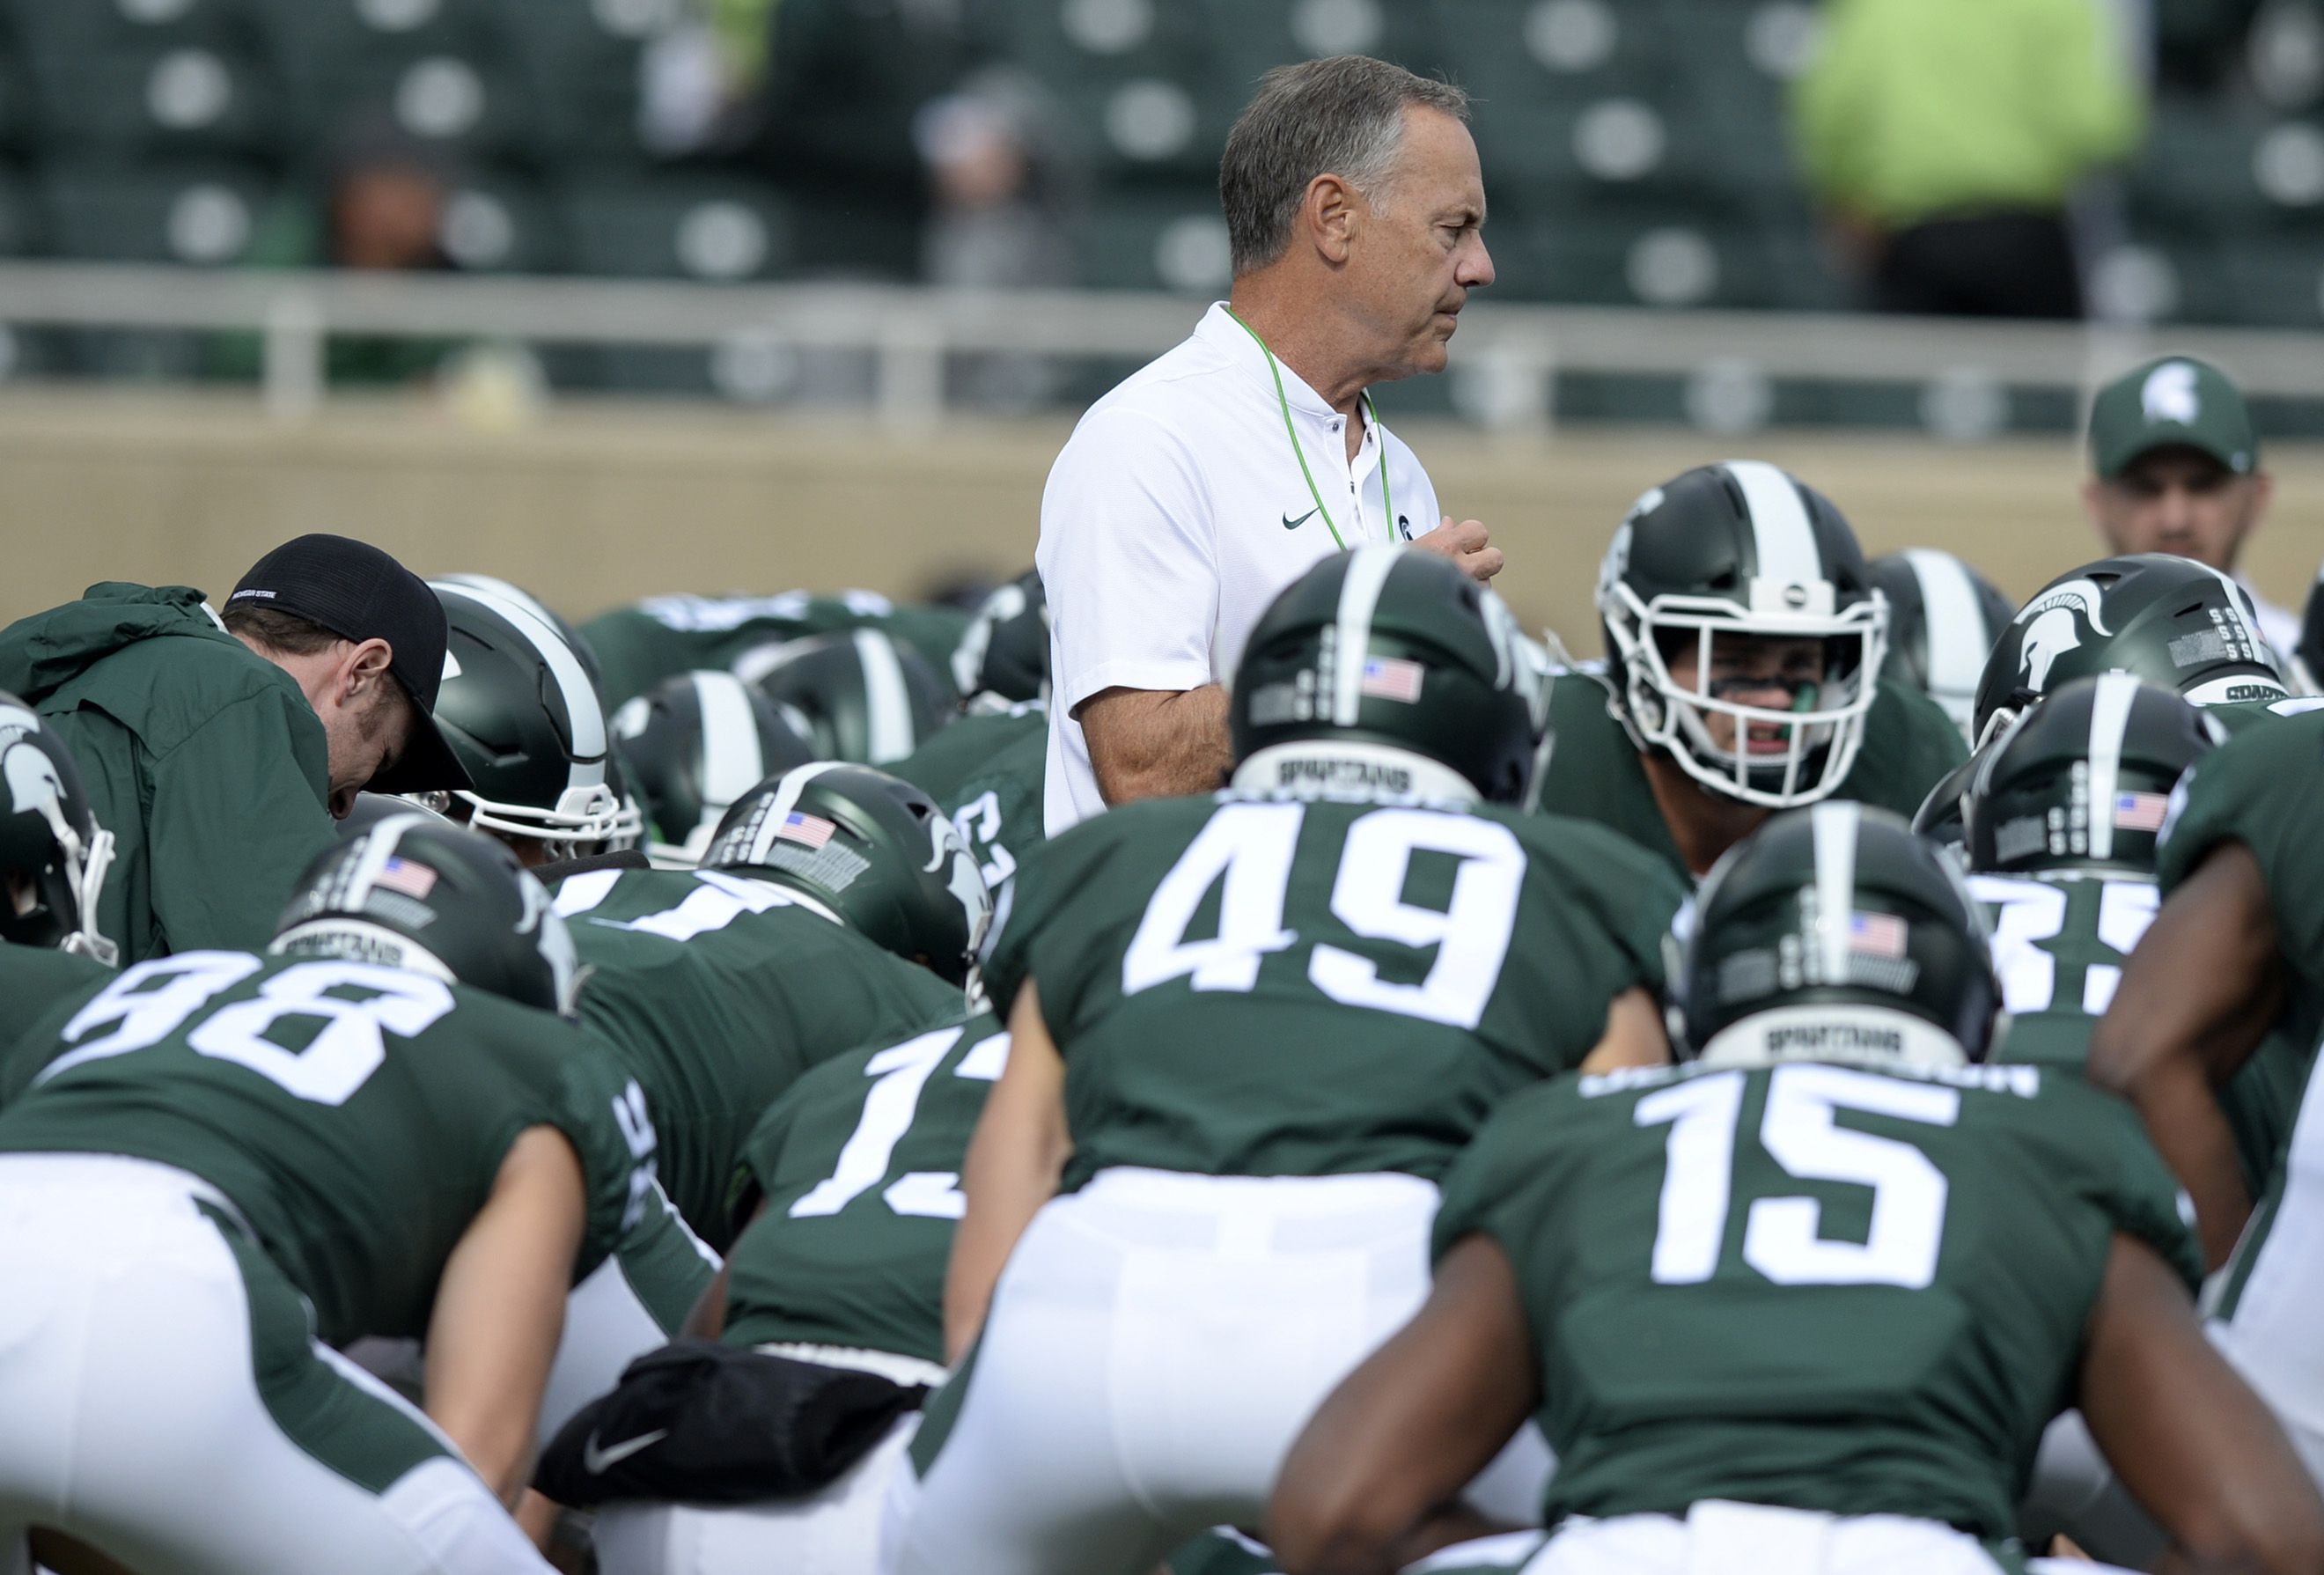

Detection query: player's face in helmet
(1663, 633), (1829, 760)
(402, 790), (559, 870)
(2085, 447), (2271, 574)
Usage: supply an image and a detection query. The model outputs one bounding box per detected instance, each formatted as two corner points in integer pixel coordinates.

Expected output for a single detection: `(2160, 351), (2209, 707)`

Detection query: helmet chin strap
(1231, 741), (1481, 806)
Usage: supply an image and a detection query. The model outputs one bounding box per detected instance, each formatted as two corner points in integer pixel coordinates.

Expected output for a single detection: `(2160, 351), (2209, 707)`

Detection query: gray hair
(1218, 55), (1470, 277)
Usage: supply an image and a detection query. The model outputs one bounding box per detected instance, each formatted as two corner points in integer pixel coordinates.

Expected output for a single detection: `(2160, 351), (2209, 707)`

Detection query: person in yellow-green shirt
(1794, 0), (2144, 320)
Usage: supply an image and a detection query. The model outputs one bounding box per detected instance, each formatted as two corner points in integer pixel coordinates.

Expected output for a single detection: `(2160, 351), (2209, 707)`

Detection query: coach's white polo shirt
(1038, 302), (1444, 834)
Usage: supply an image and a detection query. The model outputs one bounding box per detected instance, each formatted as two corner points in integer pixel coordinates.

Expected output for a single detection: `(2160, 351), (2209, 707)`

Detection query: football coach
(1038, 55), (1503, 835)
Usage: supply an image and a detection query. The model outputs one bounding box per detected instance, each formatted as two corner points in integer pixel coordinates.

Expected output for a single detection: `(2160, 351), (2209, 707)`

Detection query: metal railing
(0, 260), (2318, 431)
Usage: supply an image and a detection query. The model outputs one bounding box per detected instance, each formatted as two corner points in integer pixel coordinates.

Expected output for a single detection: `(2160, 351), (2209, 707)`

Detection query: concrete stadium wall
(5, 389), (2322, 654)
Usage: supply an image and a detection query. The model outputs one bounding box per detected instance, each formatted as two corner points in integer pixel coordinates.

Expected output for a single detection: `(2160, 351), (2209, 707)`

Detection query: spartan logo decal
(923, 813), (994, 958)
(0, 702), (56, 819)
(2013, 578), (2113, 692)
(2142, 362), (2201, 426)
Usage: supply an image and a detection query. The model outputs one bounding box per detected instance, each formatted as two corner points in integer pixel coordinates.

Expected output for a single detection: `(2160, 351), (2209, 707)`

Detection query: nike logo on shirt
(583, 1428), (669, 1474)
(1283, 508), (1319, 531)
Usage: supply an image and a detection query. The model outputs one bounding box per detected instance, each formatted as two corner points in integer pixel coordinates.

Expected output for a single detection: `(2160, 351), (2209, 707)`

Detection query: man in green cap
(0, 534), (474, 964)
(2085, 355), (2296, 652)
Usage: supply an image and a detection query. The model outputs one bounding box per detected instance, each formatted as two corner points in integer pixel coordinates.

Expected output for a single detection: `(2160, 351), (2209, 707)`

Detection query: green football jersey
(987, 791), (1683, 1186)
(1974, 871), (2154, 1071)
(579, 591), (971, 709)
(1534, 668), (1968, 881)
(2160, 706), (2324, 980)
(893, 703), (1044, 807)
(723, 1013), (1008, 1366)
(921, 718), (1047, 953)
(0, 940), (114, 1083)
(553, 865), (966, 1250)
(2156, 707), (2324, 1218)
(0, 951), (650, 1346)
(1436, 1060), (2199, 1537)
(1974, 867), (2308, 1188)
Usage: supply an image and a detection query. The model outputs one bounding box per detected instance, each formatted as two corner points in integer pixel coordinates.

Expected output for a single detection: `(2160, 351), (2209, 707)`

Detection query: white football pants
(1510, 1504), (2130, 1575)
(880, 1167), (1441, 1575)
(0, 1154), (552, 1575)
(2208, 1049), (2324, 1491)
(592, 1345), (944, 1575)
(538, 1183), (721, 1446)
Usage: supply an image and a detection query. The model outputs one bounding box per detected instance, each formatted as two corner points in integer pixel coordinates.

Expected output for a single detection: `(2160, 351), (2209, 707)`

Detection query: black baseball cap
(228, 534), (474, 795)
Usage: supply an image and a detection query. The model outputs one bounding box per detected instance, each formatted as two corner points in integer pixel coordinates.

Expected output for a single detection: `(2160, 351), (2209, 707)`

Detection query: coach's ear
(1303, 171), (1360, 266)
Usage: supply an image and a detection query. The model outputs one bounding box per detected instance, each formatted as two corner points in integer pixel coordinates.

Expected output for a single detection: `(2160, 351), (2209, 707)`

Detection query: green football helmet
(700, 762), (989, 986)
(611, 670), (815, 867)
(1909, 754), (1975, 850)
(0, 691), (115, 965)
(424, 581), (641, 854)
(273, 814), (582, 1018)
(1231, 545), (1539, 806)
(1676, 802), (1998, 1071)
(1599, 461), (1890, 808)
(1866, 548), (2014, 745)
(951, 568), (1048, 709)
(1971, 554), (2287, 747)
(1964, 672), (2223, 878)
(736, 629), (955, 765)
(433, 572), (605, 687)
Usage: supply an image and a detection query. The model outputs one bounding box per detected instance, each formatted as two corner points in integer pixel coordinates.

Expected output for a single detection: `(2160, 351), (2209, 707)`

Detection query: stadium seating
(1, 0), (2321, 403)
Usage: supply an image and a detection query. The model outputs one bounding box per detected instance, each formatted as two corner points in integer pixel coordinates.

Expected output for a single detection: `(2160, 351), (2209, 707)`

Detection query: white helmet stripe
(1721, 460), (1822, 588)
(744, 761), (851, 865)
(1811, 798), (1862, 984)
(434, 583), (610, 774)
(1331, 545), (1404, 726)
(2084, 670), (2141, 864)
(853, 629), (916, 764)
(692, 671), (766, 811)
(1903, 548), (1989, 700)
(342, 811), (426, 916)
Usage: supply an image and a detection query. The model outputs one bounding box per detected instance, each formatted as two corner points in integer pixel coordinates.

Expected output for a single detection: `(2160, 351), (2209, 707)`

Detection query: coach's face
(1350, 107), (1493, 379)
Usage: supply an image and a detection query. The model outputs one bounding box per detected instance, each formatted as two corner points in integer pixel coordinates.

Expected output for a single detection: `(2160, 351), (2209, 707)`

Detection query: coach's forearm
(1081, 684), (1232, 806)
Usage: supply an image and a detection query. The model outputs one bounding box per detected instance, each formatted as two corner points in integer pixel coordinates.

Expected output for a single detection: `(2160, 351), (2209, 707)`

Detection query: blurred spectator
(746, 0), (1002, 278)
(641, 0), (783, 157)
(916, 79), (1075, 408)
(327, 155), (447, 274)
(217, 132), (457, 387)
(1795, 0), (2145, 319)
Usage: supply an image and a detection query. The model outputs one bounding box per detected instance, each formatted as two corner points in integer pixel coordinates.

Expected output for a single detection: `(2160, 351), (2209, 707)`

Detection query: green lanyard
(1226, 307), (1392, 551)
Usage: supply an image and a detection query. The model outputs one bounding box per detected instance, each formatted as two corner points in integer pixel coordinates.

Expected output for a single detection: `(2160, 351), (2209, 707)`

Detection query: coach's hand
(1411, 516), (1504, 583)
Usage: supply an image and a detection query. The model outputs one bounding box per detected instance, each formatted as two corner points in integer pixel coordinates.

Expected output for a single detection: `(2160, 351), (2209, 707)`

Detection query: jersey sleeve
(2059, 1082), (2205, 1293)
(0, 945), (111, 1107)
(734, 1068), (816, 1225)
(981, 808), (1135, 1024)
(550, 1037), (666, 1282)
(1852, 682), (1970, 814)
(1527, 814), (1688, 997)
(1036, 404), (1218, 714)
(143, 690), (336, 956)
(1430, 1078), (1588, 1264)
(2157, 711), (2324, 971)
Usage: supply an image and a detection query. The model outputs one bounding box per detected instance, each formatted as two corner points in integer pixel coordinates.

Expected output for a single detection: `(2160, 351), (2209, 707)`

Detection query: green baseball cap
(2089, 356), (2259, 478)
